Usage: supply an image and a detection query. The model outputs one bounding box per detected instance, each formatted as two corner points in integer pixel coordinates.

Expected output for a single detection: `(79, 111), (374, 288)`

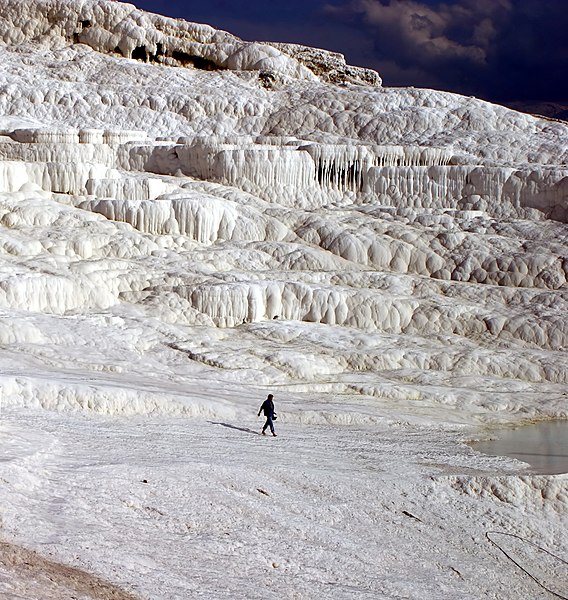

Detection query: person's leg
(268, 416), (275, 435)
(262, 417), (269, 433)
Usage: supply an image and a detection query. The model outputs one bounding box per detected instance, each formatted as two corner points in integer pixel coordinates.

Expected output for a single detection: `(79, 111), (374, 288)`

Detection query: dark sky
(132, 0), (567, 108)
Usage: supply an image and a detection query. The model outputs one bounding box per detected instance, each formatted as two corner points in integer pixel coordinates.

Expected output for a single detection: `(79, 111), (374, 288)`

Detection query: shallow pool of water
(471, 420), (568, 475)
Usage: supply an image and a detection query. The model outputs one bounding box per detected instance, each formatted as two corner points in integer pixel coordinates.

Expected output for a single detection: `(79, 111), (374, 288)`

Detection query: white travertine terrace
(0, 0), (379, 85)
(0, 0), (565, 402)
(0, 1), (566, 599)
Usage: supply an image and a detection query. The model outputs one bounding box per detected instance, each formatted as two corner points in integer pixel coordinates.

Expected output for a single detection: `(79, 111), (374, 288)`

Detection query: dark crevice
(70, 24), (225, 72)
(125, 45), (224, 71)
(170, 51), (223, 70)
(73, 19), (92, 43)
(315, 159), (364, 192)
(132, 45), (148, 61)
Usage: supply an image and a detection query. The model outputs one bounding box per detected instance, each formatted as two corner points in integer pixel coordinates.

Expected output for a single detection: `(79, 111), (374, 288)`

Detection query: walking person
(258, 393), (277, 436)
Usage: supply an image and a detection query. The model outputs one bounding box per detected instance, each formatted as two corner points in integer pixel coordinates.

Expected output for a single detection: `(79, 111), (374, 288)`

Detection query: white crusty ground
(0, 1), (566, 599)
(1, 408), (567, 600)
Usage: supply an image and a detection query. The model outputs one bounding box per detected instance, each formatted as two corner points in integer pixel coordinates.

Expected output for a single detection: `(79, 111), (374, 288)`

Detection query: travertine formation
(0, 0), (566, 418)
(0, 3), (567, 599)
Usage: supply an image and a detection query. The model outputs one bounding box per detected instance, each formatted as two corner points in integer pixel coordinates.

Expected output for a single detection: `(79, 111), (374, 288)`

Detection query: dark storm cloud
(132, 0), (567, 105)
(324, 0), (568, 103)
(327, 0), (510, 65)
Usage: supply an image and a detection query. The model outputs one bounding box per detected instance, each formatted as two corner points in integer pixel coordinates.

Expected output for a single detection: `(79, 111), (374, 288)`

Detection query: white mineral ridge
(0, 1), (566, 599)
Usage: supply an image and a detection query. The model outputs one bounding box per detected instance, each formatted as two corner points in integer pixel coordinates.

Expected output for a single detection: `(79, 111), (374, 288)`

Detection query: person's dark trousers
(263, 416), (275, 434)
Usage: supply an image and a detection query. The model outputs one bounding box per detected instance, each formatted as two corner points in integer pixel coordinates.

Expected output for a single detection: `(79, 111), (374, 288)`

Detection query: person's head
(267, 394), (273, 400)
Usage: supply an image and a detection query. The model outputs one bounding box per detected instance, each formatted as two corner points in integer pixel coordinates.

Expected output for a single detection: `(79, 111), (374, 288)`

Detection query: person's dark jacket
(258, 399), (274, 418)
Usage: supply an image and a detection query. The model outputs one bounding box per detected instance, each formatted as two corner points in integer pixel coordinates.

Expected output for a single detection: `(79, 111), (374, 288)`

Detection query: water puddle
(471, 420), (568, 475)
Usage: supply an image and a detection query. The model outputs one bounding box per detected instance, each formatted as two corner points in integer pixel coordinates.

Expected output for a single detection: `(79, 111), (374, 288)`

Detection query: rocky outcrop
(0, 0), (381, 85)
(267, 43), (381, 87)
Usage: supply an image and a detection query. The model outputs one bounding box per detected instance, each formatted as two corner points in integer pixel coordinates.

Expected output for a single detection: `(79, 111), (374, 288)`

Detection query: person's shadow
(209, 421), (259, 435)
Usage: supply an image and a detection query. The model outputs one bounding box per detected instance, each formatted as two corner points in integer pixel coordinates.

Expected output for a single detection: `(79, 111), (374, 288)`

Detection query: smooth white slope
(1, 410), (567, 600)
